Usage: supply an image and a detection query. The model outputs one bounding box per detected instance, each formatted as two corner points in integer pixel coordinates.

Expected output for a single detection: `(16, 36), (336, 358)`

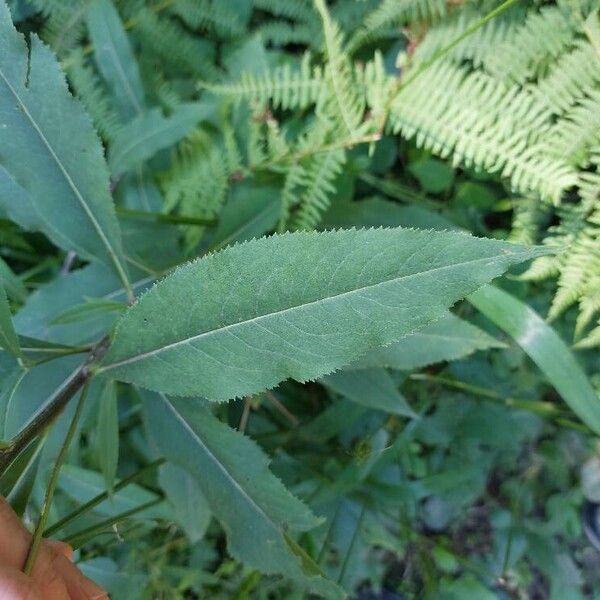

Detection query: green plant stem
(44, 458), (166, 537)
(23, 383), (90, 575)
(0, 337), (110, 475)
(62, 497), (163, 548)
(410, 373), (590, 432)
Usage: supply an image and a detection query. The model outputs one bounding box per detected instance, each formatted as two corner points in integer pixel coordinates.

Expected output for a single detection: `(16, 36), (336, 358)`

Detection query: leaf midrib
(0, 61), (130, 292)
(161, 395), (283, 532)
(100, 253), (511, 372)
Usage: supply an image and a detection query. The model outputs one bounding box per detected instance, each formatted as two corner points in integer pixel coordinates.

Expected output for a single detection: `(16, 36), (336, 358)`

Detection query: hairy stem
(23, 382), (90, 575)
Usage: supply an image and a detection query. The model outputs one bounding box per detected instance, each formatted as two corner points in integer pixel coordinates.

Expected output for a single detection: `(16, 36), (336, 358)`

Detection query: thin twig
(264, 391), (299, 427)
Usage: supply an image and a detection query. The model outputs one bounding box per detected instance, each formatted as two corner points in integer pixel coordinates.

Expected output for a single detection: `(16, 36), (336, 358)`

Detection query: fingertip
(44, 539), (74, 562)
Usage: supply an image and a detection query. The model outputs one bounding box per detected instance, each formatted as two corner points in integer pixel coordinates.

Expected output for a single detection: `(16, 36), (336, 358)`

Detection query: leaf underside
(101, 228), (547, 400)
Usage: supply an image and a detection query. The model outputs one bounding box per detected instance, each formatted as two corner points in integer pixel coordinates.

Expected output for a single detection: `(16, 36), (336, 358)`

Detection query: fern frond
(29, 0), (91, 56)
(543, 89), (600, 166)
(548, 210), (598, 321)
(313, 0), (364, 136)
(66, 50), (123, 140)
(134, 9), (221, 80)
(256, 20), (316, 47)
(278, 163), (308, 231)
(169, 0), (245, 38)
(389, 62), (578, 203)
(200, 53), (325, 110)
(252, 0), (316, 24)
(509, 196), (547, 246)
(355, 51), (396, 125)
(291, 148), (346, 230)
(532, 41), (600, 114)
(482, 7), (579, 84)
(162, 129), (231, 249)
(349, 0), (446, 52)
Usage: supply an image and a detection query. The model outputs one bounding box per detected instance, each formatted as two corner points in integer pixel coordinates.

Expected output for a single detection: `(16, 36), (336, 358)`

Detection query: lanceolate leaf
(108, 105), (205, 176)
(0, 281), (20, 357)
(142, 392), (343, 598)
(0, 3), (130, 293)
(469, 284), (600, 435)
(354, 313), (504, 371)
(321, 368), (415, 417)
(100, 228), (547, 400)
(86, 0), (145, 120)
(95, 381), (119, 492)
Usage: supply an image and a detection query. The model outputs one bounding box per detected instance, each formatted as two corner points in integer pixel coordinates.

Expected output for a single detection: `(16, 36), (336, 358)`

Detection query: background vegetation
(1, 0), (599, 598)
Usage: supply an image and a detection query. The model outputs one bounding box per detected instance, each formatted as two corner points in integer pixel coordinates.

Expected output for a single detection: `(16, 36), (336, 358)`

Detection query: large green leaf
(142, 392), (343, 597)
(354, 313), (503, 371)
(87, 0), (145, 120)
(469, 285), (600, 435)
(0, 3), (130, 291)
(100, 228), (547, 400)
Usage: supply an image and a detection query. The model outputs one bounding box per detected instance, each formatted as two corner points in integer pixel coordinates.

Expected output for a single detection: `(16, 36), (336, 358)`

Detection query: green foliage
(0, 3), (130, 292)
(99, 229), (543, 399)
(0, 0), (598, 598)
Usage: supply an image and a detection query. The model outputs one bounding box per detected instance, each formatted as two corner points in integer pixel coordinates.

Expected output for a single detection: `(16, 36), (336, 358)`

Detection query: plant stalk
(44, 458), (166, 538)
(0, 336), (111, 475)
(23, 382), (90, 574)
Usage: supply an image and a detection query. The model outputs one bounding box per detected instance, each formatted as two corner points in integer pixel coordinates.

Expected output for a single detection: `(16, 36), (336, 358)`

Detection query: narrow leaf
(0, 3), (130, 292)
(0, 281), (20, 357)
(108, 105), (204, 176)
(50, 298), (126, 326)
(86, 0), (145, 120)
(354, 313), (504, 371)
(0, 257), (27, 303)
(469, 285), (600, 435)
(101, 228), (548, 400)
(142, 392), (343, 597)
(95, 381), (119, 492)
(321, 368), (415, 417)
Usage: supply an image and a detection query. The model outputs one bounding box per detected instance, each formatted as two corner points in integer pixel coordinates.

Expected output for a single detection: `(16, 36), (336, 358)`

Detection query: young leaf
(321, 368), (415, 417)
(108, 105), (205, 176)
(354, 313), (504, 371)
(142, 392), (343, 598)
(0, 281), (20, 357)
(100, 228), (548, 400)
(0, 2), (131, 293)
(86, 0), (145, 120)
(95, 381), (119, 492)
(469, 284), (600, 435)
